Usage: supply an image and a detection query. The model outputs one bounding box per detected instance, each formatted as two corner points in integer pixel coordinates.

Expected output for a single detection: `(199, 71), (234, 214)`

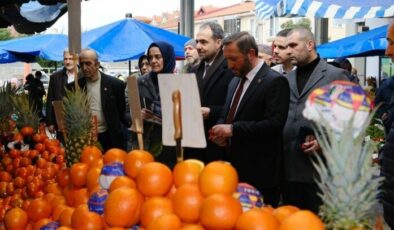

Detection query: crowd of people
(18, 20), (393, 227)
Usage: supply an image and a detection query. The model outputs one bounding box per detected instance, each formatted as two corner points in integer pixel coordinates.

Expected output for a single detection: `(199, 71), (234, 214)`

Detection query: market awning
(256, 0), (394, 19)
(317, 24), (388, 58)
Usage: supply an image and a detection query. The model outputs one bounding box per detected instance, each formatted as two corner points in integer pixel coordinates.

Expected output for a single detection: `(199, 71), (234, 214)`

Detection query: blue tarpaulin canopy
(317, 24), (388, 58)
(82, 18), (191, 62)
(256, 0), (394, 19)
(0, 18), (191, 63)
(0, 34), (67, 63)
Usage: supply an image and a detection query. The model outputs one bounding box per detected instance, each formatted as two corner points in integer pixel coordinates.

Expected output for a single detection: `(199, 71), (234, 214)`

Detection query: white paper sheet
(158, 73), (206, 148)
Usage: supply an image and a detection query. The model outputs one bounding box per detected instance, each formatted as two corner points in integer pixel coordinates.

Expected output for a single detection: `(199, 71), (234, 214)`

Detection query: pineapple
(63, 87), (93, 167)
(0, 82), (19, 134)
(10, 92), (40, 132)
(312, 113), (383, 230)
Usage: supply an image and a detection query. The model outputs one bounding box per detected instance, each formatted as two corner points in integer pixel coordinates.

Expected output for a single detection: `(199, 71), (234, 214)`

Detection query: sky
(49, 0), (242, 33)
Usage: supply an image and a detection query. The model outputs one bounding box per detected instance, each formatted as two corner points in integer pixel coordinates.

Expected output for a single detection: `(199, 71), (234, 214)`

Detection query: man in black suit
(46, 50), (75, 143)
(184, 22), (234, 163)
(76, 48), (126, 151)
(210, 31), (290, 207)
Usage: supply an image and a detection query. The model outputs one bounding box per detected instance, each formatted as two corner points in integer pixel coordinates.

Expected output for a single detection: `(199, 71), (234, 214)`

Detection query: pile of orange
(0, 141), (325, 230)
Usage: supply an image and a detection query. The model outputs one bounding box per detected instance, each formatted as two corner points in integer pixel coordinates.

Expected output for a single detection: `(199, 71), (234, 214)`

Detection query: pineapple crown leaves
(63, 87), (93, 139)
(311, 109), (383, 230)
(0, 82), (19, 118)
(10, 92), (40, 131)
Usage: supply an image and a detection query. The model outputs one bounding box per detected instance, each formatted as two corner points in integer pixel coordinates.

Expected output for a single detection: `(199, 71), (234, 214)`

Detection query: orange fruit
(52, 204), (67, 221)
(20, 126), (34, 136)
(124, 150), (154, 179)
(33, 218), (51, 230)
(140, 196), (174, 228)
(199, 161), (238, 196)
(104, 187), (144, 227)
(103, 148), (127, 164)
(172, 184), (203, 223)
(109, 176), (136, 192)
(57, 227), (73, 230)
(26, 198), (52, 222)
(235, 208), (279, 230)
(272, 205), (300, 223)
(86, 166), (102, 191)
(279, 210), (325, 230)
(181, 224), (205, 230)
(4, 207), (28, 230)
(59, 206), (75, 227)
(80, 145), (103, 165)
(70, 162), (89, 188)
(173, 159), (204, 187)
(73, 188), (89, 207)
(261, 205), (275, 214)
(71, 204), (102, 230)
(147, 213), (182, 230)
(136, 162), (173, 197)
(200, 193), (242, 230)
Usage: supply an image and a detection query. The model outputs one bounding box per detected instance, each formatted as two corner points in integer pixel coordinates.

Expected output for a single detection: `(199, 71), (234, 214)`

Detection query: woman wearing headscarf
(136, 41), (176, 168)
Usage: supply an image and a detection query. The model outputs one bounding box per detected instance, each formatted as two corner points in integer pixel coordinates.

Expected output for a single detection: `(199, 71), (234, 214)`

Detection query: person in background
(138, 54), (151, 76)
(257, 43), (274, 66)
(75, 48), (126, 151)
(46, 50), (76, 142)
(25, 71), (45, 121)
(183, 38), (200, 73)
(210, 31), (290, 207)
(184, 21), (234, 163)
(333, 58), (360, 83)
(137, 41), (177, 168)
(272, 28), (296, 76)
(282, 27), (349, 213)
(381, 21), (394, 228)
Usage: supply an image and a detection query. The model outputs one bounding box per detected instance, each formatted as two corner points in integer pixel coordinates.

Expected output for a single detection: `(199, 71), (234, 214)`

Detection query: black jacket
(184, 50), (234, 163)
(382, 122), (394, 228)
(46, 68), (69, 127)
(70, 72), (126, 149)
(218, 63), (290, 190)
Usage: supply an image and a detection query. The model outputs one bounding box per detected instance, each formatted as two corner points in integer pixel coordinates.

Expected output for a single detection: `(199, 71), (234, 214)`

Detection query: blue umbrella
(317, 24), (388, 58)
(82, 18), (191, 62)
(256, 0), (394, 19)
(0, 34), (67, 63)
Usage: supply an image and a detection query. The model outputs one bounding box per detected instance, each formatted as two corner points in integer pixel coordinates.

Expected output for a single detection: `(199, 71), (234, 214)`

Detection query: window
(224, 18), (240, 36)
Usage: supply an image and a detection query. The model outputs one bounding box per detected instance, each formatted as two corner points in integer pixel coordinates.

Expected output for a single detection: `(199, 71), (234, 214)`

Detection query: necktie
(203, 63), (210, 78)
(225, 77), (246, 124)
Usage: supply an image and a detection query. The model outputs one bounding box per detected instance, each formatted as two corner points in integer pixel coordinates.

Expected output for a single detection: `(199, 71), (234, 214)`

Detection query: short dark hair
(222, 31), (258, 56)
(276, 28), (292, 37)
(199, 22), (224, 40)
(138, 54), (148, 69)
(35, 71), (42, 78)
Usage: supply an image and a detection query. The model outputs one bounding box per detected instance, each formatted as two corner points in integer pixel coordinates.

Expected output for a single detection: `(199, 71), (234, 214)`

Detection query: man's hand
(302, 135), (321, 154)
(209, 124), (232, 147)
(201, 107), (210, 119)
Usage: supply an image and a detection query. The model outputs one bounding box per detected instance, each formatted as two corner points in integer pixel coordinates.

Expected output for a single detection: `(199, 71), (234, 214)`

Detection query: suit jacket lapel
(299, 59), (325, 98)
(235, 63), (268, 119)
(100, 73), (109, 111)
(201, 52), (225, 96)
